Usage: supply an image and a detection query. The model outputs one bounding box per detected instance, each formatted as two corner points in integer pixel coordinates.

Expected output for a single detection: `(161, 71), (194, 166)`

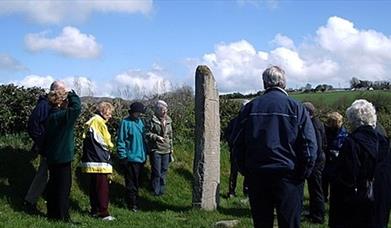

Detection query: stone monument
(192, 65), (220, 210)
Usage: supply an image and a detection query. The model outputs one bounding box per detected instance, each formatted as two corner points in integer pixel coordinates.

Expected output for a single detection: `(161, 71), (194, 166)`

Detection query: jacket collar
(264, 87), (288, 96)
(152, 114), (172, 124)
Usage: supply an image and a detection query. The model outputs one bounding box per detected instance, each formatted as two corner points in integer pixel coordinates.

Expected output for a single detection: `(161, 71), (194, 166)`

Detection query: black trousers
(123, 161), (143, 206)
(307, 160), (325, 221)
(47, 162), (72, 221)
(228, 152), (248, 195)
(248, 173), (304, 228)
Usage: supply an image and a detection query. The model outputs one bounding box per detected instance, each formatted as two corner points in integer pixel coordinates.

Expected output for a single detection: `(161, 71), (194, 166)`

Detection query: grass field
(1, 90), (390, 227)
(0, 133), (332, 228)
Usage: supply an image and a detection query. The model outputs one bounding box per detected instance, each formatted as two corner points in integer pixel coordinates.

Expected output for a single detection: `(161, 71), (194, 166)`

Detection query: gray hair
(155, 100), (168, 112)
(262, 65), (286, 89)
(346, 99), (377, 130)
(303, 102), (316, 116)
(50, 80), (66, 91)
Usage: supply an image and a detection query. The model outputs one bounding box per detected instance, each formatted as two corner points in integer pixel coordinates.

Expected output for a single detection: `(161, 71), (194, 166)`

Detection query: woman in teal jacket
(117, 102), (146, 212)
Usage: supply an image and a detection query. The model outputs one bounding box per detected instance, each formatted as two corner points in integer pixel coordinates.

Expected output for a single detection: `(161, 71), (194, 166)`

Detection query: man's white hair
(262, 65), (286, 89)
(346, 99), (377, 129)
(50, 80), (66, 91)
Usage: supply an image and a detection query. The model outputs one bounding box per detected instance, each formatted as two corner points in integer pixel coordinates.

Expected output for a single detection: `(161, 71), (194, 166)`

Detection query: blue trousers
(150, 153), (170, 195)
(247, 173), (304, 228)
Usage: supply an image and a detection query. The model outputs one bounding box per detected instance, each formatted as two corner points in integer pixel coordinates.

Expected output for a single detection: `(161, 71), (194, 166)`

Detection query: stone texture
(192, 65), (220, 210)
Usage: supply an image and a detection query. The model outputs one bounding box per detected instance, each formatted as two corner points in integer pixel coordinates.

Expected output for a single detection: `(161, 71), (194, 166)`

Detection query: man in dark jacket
(225, 100), (249, 198)
(232, 66), (317, 228)
(303, 102), (327, 224)
(24, 81), (66, 212)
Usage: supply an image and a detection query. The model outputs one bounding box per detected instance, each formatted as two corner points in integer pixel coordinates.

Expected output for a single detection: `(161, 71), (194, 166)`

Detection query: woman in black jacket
(329, 99), (390, 228)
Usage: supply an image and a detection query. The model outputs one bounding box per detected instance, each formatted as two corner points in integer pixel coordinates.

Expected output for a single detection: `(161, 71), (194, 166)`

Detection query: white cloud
(10, 75), (55, 89)
(0, 0), (153, 24)
(10, 75), (96, 96)
(110, 66), (172, 99)
(194, 16), (391, 93)
(7, 65), (172, 98)
(0, 54), (28, 71)
(25, 26), (101, 58)
(271, 34), (295, 49)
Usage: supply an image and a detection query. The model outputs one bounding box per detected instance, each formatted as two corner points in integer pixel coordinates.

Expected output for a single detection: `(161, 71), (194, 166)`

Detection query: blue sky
(1, 0), (391, 97)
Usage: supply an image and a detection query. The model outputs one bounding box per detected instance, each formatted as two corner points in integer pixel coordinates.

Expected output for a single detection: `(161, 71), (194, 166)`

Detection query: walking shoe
(102, 215), (116, 221)
(131, 205), (139, 212)
(225, 192), (236, 199)
(23, 200), (39, 215)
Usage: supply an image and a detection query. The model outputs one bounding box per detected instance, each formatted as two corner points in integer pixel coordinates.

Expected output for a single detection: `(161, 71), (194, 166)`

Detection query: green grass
(0, 131), (389, 227)
(0, 134), (255, 227)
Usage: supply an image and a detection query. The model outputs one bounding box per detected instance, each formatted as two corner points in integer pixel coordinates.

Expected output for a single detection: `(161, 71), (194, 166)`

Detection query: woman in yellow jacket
(80, 102), (115, 221)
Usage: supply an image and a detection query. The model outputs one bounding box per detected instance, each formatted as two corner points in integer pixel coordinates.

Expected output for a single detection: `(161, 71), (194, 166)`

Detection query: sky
(1, 0), (391, 97)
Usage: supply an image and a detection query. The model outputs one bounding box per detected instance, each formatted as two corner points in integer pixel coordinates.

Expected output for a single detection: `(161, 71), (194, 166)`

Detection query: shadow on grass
(0, 146), (37, 212)
(74, 157), (192, 213)
(173, 167), (193, 184)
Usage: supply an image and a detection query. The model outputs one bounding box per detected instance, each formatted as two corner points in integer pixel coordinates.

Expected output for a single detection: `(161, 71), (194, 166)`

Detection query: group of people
(229, 65), (391, 228)
(24, 81), (173, 222)
(23, 65), (391, 227)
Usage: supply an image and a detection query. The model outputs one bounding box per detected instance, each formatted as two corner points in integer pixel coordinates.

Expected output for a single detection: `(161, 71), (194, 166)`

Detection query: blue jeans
(150, 153), (170, 195)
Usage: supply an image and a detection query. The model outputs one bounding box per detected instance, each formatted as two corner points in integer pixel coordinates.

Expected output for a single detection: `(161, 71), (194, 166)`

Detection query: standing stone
(192, 65), (220, 210)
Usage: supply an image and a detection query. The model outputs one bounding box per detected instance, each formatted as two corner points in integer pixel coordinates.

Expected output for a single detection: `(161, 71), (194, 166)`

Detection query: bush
(0, 84), (45, 135)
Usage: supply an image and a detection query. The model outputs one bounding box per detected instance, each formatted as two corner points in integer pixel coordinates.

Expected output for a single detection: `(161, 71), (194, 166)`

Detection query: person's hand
(157, 136), (165, 142)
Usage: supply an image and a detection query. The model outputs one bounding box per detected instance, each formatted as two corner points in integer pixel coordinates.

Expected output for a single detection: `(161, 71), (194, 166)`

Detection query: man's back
(234, 87), (317, 178)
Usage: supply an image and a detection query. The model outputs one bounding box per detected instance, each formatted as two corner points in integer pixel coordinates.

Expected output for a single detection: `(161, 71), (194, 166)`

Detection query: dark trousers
(322, 162), (336, 202)
(248, 174), (304, 228)
(228, 152), (248, 195)
(89, 173), (109, 217)
(307, 160), (325, 221)
(47, 162), (71, 221)
(150, 153), (170, 195)
(123, 162), (143, 206)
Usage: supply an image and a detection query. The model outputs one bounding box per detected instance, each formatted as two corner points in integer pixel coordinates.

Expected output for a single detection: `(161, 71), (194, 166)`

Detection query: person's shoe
(102, 215), (116, 221)
(225, 192), (236, 199)
(23, 201), (39, 215)
(89, 211), (98, 218)
(131, 205), (139, 212)
(304, 214), (324, 224)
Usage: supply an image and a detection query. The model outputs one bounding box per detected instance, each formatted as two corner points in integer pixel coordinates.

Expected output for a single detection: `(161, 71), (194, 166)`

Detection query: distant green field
(291, 90), (391, 111)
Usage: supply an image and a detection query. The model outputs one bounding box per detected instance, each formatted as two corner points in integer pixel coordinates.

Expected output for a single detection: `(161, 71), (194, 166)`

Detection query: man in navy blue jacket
(232, 66), (317, 228)
(24, 81), (66, 213)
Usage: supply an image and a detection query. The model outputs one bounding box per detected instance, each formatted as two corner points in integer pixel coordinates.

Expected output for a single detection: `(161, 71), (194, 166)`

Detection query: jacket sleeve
(145, 117), (160, 141)
(232, 105), (250, 175)
(296, 106), (318, 179)
(65, 91), (81, 125)
(117, 120), (128, 160)
(169, 123), (174, 153)
(27, 98), (49, 147)
(98, 121), (114, 150)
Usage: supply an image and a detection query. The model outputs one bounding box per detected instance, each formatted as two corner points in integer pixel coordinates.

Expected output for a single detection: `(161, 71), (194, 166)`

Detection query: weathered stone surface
(214, 220), (240, 228)
(192, 65), (220, 210)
